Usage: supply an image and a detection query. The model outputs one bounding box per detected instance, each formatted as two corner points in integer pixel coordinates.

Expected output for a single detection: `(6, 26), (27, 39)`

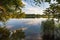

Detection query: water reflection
(0, 18), (48, 40)
(0, 22), (3, 26)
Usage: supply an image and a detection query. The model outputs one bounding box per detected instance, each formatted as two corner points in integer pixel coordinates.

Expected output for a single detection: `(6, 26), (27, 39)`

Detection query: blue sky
(22, 0), (56, 14)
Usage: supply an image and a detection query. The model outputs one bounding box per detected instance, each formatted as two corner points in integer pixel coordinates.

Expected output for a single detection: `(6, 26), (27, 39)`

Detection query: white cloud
(22, 1), (45, 14)
(23, 7), (44, 14)
(28, 7), (43, 14)
(6, 25), (14, 29)
(25, 19), (40, 25)
(21, 27), (28, 31)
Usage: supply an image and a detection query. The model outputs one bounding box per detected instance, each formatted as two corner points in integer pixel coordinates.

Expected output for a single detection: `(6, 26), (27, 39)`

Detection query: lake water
(6, 18), (48, 40)
(0, 18), (58, 40)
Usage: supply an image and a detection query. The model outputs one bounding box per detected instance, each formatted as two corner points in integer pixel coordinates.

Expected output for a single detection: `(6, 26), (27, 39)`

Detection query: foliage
(41, 19), (60, 40)
(0, 0), (24, 12)
(41, 19), (55, 40)
(54, 23), (60, 40)
(34, 0), (60, 4)
(0, 0), (25, 22)
(0, 27), (10, 40)
(24, 0), (60, 6)
(43, 3), (60, 22)
(0, 27), (25, 40)
(11, 30), (25, 40)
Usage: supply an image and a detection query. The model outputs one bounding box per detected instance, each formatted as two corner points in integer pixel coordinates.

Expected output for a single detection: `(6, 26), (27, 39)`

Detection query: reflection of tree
(0, 27), (25, 40)
(42, 19), (55, 40)
(0, 27), (10, 40)
(42, 19), (60, 40)
(11, 30), (25, 40)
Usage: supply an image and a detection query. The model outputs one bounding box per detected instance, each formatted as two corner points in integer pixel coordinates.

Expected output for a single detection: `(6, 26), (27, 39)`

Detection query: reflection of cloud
(6, 25), (14, 29)
(25, 33), (41, 40)
(0, 22), (3, 26)
(26, 21), (36, 25)
(25, 19), (40, 25)
(23, 7), (43, 14)
(21, 27), (28, 31)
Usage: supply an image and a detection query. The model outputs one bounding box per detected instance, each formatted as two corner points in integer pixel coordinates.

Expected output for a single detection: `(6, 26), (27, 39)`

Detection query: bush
(41, 19), (55, 40)
(0, 27), (10, 40)
(54, 23), (60, 40)
(0, 27), (25, 40)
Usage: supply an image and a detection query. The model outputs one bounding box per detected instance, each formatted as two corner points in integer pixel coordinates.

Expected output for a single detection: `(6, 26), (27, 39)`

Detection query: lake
(0, 18), (58, 40)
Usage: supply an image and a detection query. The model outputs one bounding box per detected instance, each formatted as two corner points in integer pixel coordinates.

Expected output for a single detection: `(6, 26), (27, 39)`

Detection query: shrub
(41, 19), (55, 40)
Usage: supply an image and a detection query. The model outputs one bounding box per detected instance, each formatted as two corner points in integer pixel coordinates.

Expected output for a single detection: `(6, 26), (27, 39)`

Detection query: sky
(22, 0), (57, 15)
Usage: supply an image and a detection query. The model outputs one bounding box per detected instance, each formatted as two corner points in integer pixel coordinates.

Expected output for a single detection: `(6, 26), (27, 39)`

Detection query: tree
(43, 3), (60, 22)
(0, 0), (24, 21)
(18, 12), (26, 18)
(0, 27), (25, 40)
(42, 19), (55, 40)
(11, 29), (25, 40)
(43, 8), (51, 19)
(0, 0), (24, 12)
(25, 0), (60, 6)
(33, 0), (60, 4)
(0, 27), (10, 40)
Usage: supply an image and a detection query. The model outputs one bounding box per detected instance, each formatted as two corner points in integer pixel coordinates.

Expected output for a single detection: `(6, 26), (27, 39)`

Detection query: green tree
(42, 19), (55, 40)
(0, 0), (24, 12)
(0, 27), (25, 40)
(0, 27), (10, 40)
(0, 0), (24, 21)
(43, 8), (51, 19)
(18, 12), (26, 18)
(33, 0), (60, 4)
(11, 30), (25, 40)
(25, 0), (60, 6)
(43, 3), (60, 21)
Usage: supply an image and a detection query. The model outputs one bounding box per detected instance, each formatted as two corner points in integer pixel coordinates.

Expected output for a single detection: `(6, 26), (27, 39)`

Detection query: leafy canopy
(0, 0), (24, 12)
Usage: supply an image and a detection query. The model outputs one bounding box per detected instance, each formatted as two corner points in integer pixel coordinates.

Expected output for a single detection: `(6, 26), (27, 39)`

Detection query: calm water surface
(5, 18), (48, 40)
(1, 18), (57, 40)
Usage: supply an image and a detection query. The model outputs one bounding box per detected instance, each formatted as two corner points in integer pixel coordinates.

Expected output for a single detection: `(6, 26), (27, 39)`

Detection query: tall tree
(43, 3), (60, 22)
(0, 0), (24, 12)
(0, 0), (24, 21)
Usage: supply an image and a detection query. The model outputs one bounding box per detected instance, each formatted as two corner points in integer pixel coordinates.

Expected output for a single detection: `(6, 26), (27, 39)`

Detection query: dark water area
(0, 18), (49, 40)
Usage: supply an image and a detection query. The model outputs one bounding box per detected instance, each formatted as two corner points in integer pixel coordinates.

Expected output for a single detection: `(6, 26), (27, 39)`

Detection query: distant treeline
(25, 14), (53, 18)
(0, 13), (53, 22)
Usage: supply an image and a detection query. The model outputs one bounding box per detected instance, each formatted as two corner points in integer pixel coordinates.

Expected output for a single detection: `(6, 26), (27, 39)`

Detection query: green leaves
(42, 19), (55, 40)
(0, 0), (24, 12)
(0, 0), (25, 21)
(43, 3), (60, 20)
(0, 27), (25, 40)
(45, 0), (51, 2)
(0, 27), (10, 40)
(11, 29), (25, 40)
